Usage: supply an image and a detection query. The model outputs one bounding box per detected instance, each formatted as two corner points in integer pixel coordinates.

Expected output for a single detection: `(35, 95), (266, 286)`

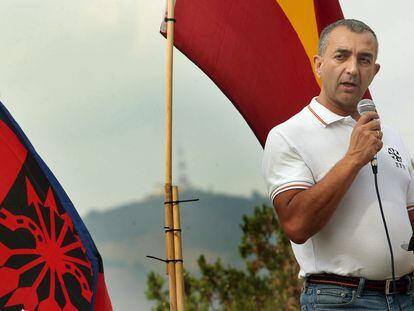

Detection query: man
(262, 19), (414, 309)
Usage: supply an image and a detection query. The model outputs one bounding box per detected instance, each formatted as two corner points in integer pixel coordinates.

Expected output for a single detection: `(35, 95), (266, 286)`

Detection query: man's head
(314, 19), (380, 115)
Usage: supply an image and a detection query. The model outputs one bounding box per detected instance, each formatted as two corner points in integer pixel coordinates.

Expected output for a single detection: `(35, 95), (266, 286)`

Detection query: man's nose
(345, 57), (358, 75)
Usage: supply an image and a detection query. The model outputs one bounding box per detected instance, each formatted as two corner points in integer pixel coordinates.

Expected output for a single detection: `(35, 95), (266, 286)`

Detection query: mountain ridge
(83, 188), (269, 310)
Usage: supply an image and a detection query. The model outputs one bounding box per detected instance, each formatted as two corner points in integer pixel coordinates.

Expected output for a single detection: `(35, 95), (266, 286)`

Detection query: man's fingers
(377, 140), (384, 152)
(362, 119), (381, 131)
(372, 130), (383, 139)
(358, 111), (379, 125)
(370, 133), (383, 153)
(371, 137), (383, 152)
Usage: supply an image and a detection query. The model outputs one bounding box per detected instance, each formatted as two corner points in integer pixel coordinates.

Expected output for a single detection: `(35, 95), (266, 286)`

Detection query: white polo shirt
(262, 98), (414, 280)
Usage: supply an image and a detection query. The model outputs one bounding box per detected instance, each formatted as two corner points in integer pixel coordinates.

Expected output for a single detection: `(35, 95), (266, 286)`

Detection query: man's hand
(345, 111), (382, 168)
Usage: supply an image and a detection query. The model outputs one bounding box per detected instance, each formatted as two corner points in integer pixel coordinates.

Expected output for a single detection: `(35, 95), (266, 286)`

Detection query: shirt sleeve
(398, 133), (414, 208)
(407, 161), (414, 208)
(262, 129), (315, 202)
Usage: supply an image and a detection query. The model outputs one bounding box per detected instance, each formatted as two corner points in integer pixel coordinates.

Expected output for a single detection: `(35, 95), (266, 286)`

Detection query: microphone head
(357, 99), (376, 115)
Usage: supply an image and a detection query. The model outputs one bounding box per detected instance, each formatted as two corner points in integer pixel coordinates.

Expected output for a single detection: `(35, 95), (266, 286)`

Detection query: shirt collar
(307, 97), (351, 127)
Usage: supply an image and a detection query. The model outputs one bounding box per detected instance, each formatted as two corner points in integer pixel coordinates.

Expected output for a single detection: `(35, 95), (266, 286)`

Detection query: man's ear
(314, 55), (323, 78)
(368, 63), (381, 88)
(374, 63), (380, 76)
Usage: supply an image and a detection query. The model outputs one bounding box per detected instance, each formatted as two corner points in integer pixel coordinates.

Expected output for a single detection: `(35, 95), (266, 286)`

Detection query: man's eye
(360, 58), (371, 64)
(335, 55), (345, 60)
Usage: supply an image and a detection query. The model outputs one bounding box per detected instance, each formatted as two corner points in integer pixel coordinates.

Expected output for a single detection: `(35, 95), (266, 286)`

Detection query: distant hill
(84, 188), (268, 310)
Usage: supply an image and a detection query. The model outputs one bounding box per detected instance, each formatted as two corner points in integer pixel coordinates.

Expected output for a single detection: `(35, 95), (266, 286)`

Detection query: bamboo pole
(164, 185), (177, 311)
(164, 0), (177, 309)
(172, 186), (185, 311)
(165, 0), (174, 184)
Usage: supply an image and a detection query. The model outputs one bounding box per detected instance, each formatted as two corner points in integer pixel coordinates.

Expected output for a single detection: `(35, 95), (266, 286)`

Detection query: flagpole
(164, 0), (177, 309)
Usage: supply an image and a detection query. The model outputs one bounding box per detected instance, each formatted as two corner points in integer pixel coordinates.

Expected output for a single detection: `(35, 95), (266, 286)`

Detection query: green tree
(146, 205), (302, 310)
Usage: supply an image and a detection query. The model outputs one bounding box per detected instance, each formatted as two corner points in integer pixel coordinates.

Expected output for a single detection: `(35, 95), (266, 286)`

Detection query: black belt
(306, 273), (413, 294)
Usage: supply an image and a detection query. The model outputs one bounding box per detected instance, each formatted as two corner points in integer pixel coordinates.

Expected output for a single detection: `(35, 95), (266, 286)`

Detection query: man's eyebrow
(334, 48), (351, 54)
(358, 52), (374, 59)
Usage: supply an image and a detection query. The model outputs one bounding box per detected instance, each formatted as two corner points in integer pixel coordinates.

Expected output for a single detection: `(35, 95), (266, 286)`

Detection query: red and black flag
(0, 102), (112, 310)
(161, 0), (343, 146)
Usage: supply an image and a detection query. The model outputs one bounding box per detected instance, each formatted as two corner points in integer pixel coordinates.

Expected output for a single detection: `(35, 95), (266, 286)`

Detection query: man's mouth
(341, 82), (357, 87)
(340, 81), (358, 90)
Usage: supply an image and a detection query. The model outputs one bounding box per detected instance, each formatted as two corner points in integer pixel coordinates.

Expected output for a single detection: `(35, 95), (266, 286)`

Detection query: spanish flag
(161, 0), (343, 146)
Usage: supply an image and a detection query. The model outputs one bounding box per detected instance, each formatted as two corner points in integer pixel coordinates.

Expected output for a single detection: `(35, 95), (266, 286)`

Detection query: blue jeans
(300, 278), (414, 310)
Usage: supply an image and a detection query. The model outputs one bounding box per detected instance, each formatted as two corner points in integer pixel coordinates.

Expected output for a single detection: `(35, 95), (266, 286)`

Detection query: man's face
(314, 26), (380, 114)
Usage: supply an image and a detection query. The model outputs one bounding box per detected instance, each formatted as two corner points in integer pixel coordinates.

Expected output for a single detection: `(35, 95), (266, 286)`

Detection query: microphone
(357, 99), (378, 174)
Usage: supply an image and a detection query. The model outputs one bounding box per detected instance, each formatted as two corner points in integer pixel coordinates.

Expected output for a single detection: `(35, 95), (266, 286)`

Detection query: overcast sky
(0, 0), (412, 215)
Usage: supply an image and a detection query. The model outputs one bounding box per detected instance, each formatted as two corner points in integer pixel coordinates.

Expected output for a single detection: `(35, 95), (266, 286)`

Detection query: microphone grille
(357, 99), (376, 115)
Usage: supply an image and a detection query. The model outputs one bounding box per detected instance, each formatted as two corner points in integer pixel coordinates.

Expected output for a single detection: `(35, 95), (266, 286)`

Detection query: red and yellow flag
(162, 0), (343, 146)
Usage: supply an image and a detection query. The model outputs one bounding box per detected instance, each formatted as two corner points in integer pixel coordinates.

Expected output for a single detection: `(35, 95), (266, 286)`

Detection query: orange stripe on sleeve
(276, 183), (312, 193)
(272, 183), (312, 200)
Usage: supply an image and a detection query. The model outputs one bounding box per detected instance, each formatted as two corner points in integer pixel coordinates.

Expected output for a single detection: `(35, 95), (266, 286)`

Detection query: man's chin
(337, 94), (362, 107)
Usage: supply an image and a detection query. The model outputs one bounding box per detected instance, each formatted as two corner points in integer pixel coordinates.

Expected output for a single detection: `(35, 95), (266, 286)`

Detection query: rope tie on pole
(164, 198), (199, 205)
(146, 256), (183, 263)
(164, 17), (176, 23)
(165, 227), (182, 233)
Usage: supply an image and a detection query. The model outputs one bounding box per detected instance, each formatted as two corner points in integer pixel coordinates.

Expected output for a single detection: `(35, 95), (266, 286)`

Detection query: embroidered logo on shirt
(388, 147), (405, 169)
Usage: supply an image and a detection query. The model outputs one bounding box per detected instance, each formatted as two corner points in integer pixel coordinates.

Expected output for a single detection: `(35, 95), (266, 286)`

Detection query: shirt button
(341, 293), (345, 297)
(316, 289), (321, 294)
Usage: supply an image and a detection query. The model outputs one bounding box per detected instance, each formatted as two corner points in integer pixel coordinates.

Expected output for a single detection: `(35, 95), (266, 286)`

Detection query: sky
(0, 0), (413, 215)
